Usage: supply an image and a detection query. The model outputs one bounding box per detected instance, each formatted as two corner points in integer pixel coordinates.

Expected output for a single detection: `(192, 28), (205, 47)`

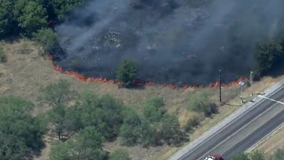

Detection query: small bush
(142, 97), (165, 123)
(202, 103), (218, 117)
(0, 48), (7, 62)
(119, 108), (142, 146)
(188, 90), (209, 112)
(184, 115), (204, 132)
(207, 103), (219, 116)
(188, 91), (219, 117)
(33, 28), (59, 54)
(116, 59), (138, 88)
(249, 150), (267, 160)
(188, 90), (209, 116)
(159, 114), (186, 146)
(144, 97), (164, 109)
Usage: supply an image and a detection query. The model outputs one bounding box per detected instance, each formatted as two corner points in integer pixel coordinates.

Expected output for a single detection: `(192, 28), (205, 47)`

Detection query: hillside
(1, 0), (284, 159)
(0, 40), (282, 160)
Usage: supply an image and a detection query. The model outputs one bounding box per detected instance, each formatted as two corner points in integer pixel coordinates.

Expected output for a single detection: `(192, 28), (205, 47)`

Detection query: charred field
(49, 0), (284, 87)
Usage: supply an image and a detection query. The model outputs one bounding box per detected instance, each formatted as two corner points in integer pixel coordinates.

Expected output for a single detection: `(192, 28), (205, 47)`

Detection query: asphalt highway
(182, 86), (284, 160)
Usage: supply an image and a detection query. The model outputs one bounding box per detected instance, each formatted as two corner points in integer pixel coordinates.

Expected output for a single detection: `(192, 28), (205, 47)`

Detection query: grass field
(0, 39), (282, 160)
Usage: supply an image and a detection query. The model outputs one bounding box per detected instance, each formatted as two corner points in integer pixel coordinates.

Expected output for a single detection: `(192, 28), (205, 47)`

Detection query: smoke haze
(52, 0), (284, 86)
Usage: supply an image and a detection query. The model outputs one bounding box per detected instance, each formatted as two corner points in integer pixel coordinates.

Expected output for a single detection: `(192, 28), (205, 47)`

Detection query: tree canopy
(233, 149), (284, 160)
(1, 0), (284, 158)
(0, 0), (84, 38)
(0, 96), (44, 160)
(116, 59), (138, 88)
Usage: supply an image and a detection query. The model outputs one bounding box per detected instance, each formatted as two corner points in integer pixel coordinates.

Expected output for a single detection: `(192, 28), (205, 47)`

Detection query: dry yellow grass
(147, 76), (281, 160)
(0, 39), (281, 160)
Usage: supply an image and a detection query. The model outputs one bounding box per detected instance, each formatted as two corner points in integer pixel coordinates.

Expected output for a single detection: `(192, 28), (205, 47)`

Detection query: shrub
(207, 103), (219, 116)
(109, 149), (131, 160)
(142, 97), (165, 123)
(188, 90), (209, 112)
(116, 59), (138, 88)
(119, 108), (142, 146)
(188, 90), (218, 117)
(159, 113), (186, 146)
(33, 28), (59, 54)
(249, 150), (267, 160)
(184, 115), (204, 132)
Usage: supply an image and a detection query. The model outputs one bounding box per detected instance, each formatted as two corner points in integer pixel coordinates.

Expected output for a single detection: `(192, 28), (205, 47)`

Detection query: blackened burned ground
(50, 47), (247, 87)
(51, 0), (284, 86)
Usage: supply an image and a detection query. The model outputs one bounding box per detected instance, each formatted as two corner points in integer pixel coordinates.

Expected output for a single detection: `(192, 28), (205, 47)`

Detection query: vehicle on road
(203, 154), (224, 160)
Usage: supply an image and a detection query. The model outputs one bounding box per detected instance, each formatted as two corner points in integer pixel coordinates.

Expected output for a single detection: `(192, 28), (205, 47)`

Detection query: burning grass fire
(47, 55), (248, 90)
(48, 0), (283, 88)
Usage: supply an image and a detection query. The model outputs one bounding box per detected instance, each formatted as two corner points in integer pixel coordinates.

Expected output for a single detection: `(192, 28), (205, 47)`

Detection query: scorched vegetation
(0, 0), (284, 160)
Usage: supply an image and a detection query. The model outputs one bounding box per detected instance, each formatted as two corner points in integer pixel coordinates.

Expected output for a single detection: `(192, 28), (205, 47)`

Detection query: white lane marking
(169, 84), (284, 160)
(258, 95), (284, 105)
(246, 95), (284, 153)
(200, 96), (284, 159)
(200, 102), (282, 159)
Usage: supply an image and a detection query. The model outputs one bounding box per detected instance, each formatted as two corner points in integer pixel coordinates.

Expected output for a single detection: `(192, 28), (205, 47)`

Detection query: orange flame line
(47, 55), (248, 90)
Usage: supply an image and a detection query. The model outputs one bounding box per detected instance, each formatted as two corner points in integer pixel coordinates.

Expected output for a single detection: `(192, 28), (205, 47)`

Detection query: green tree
(159, 113), (185, 146)
(33, 28), (59, 54)
(142, 97), (165, 123)
(0, 0), (84, 39)
(38, 80), (79, 140)
(47, 0), (83, 20)
(0, 0), (17, 38)
(254, 40), (284, 74)
(270, 149), (284, 160)
(50, 126), (106, 160)
(15, 0), (47, 36)
(64, 106), (84, 132)
(48, 104), (70, 140)
(139, 116), (159, 146)
(109, 149), (131, 160)
(38, 79), (75, 107)
(77, 90), (124, 141)
(49, 140), (73, 160)
(116, 59), (138, 88)
(232, 152), (250, 160)
(0, 96), (44, 160)
(76, 89), (105, 133)
(119, 108), (142, 146)
(98, 94), (124, 140)
(249, 150), (267, 160)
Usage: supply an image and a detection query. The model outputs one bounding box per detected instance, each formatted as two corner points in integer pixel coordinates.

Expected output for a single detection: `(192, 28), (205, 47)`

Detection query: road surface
(182, 86), (284, 160)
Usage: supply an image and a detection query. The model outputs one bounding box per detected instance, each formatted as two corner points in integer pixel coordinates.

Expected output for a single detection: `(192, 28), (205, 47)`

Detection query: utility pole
(250, 71), (254, 84)
(219, 69), (222, 103)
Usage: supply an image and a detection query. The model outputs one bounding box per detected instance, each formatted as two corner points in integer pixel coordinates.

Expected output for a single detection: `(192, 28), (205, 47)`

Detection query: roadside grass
(254, 123), (284, 155)
(0, 39), (281, 160)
